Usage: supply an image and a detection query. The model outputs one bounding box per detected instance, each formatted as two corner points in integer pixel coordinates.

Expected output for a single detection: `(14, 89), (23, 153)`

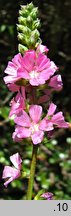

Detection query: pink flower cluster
(4, 45), (58, 87)
(3, 44), (69, 187)
(4, 45), (60, 92)
(3, 44), (68, 145)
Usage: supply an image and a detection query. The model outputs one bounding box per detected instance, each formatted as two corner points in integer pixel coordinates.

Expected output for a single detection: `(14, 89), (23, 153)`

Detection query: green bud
(18, 16), (26, 25)
(32, 19), (40, 30)
(18, 33), (24, 41)
(17, 25), (31, 35)
(30, 8), (38, 19)
(17, 2), (41, 54)
(26, 2), (34, 11)
(18, 44), (28, 54)
(27, 16), (33, 24)
(19, 8), (29, 17)
(31, 29), (40, 40)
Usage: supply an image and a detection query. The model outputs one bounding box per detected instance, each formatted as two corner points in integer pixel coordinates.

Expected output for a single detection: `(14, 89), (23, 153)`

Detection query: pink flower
(41, 192), (53, 200)
(49, 74), (63, 91)
(13, 105), (45, 145)
(2, 153), (22, 187)
(40, 103), (69, 131)
(4, 50), (58, 86)
(13, 103), (68, 144)
(9, 87), (25, 117)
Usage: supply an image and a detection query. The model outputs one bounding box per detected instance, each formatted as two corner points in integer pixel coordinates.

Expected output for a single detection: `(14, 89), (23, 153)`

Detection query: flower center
(30, 70), (39, 79)
(30, 123), (39, 134)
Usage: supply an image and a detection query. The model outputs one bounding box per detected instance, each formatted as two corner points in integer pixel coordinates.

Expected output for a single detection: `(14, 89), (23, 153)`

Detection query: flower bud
(18, 16), (26, 25)
(18, 44), (28, 54)
(17, 2), (41, 53)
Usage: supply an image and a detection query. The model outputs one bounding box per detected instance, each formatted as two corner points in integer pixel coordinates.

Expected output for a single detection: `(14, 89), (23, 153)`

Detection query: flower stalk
(27, 145), (38, 200)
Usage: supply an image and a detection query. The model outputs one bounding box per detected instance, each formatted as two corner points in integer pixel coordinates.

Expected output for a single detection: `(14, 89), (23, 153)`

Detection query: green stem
(27, 145), (38, 200)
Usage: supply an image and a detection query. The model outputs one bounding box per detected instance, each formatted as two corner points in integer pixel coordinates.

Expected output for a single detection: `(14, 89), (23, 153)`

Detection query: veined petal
(39, 61), (57, 82)
(9, 93), (25, 117)
(37, 44), (49, 54)
(4, 75), (19, 84)
(10, 153), (22, 169)
(29, 105), (42, 123)
(4, 62), (17, 75)
(12, 53), (22, 66)
(31, 131), (44, 144)
(17, 68), (29, 79)
(2, 166), (19, 178)
(47, 103), (57, 116)
(37, 53), (49, 70)
(49, 75), (63, 91)
(3, 169), (20, 187)
(22, 50), (36, 71)
(14, 110), (31, 127)
(16, 126), (31, 138)
(39, 119), (53, 131)
(52, 112), (69, 128)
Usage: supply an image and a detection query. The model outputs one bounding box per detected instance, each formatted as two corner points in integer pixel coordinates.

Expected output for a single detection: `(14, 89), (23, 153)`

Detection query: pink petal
(22, 50), (36, 71)
(2, 166), (20, 179)
(4, 75), (19, 84)
(31, 131), (44, 144)
(4, 61), (17, 76)
(10, 91), (25, 117)
(4, 177), (14, 187)
(49, 75), (63, 91)
(47, 103), (57, 116)
(49, 61), (58, 73)
(29, 105), (42, 123)
(15, 126), (31, 138)
(39, 61), (57, 81)
(3, 168), (20, 187)
(37, 53), (48, 67)
(52, 112), (69, 128)
(39, 119), (53, 131)
(29, 78), (40, 86)
(12, 53), (22, 66)
(29, 76), (46, 86)
(37, 44), (49, 54)
(18, 68), (30, 80)
(39, 60), (57, 82)
(10, 153), (22, 169)
(14, 110), (31, 127)
(39, 60), (51, 72)
(12, 131), (23, 142)
(41, 192), (53, 200)
(8, 83), (20, 92)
